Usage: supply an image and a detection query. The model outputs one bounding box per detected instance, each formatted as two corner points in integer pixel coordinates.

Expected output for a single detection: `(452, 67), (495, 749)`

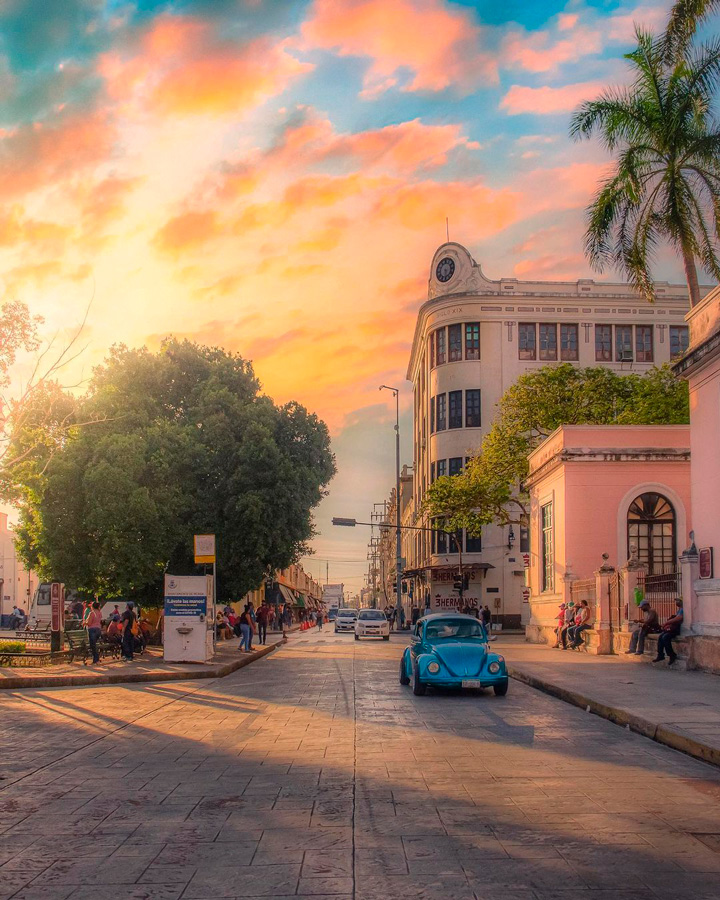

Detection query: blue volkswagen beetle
(400, 614), (508, 696)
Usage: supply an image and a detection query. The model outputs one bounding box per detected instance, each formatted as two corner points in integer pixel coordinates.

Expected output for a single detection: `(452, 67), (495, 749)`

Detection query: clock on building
(436, 256), (455, 283)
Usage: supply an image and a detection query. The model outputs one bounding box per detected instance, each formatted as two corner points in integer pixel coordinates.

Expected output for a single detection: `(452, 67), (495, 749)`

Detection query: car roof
(419, 614), (483, 622)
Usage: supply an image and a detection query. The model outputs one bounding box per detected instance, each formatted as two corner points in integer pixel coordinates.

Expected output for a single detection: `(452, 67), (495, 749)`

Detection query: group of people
(626, 597), (684, 665)
(216, 601), (321, 653)
(553, 599), (593, 649)
(71, 599), (150, 664)
(383, 605), (406, 630)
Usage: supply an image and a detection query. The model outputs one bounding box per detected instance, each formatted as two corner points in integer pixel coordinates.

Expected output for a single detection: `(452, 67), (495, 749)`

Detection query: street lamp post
(379, 385), (403, 623)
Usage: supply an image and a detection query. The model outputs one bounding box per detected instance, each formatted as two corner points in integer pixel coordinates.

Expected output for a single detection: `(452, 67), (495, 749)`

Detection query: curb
(0, 639), (284, 691)
(508, 664), (720, 768)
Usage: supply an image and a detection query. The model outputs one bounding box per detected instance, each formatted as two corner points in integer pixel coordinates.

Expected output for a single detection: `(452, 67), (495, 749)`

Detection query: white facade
(0, 512), (39, 621)
(406, 241), (696, 627)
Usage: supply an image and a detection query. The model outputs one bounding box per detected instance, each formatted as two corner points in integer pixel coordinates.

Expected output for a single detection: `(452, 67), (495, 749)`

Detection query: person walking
(654, 599), (684, 665)
(625, 600), (659, 655)
(85, 600), (103, 665)
(316, 610), (323, 631)
(238, 605), (253, 652)
(256, 603), (269, 645)
(411, 605), (420, 626)
(121, 602), (136, 661)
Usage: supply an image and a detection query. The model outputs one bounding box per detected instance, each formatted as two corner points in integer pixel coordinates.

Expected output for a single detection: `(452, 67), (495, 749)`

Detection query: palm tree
(666, 1), (718, 58)
(570, 28), (720, 306)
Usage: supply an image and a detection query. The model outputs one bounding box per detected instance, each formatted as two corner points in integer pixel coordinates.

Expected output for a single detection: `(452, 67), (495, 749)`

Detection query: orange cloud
(153, 210), (218, 254)
(501, 81), (604, 115)
(301, 0), (497, 95)
(0, 207), (71, 251)
(503, 28), (603, 73)
(100, 15), (311, 117)
(0, 109), (115, 198)
(80, 176), (142, 231)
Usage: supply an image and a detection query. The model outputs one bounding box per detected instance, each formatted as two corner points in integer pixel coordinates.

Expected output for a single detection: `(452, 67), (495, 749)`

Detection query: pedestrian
(411, 606), (420, 625)
(256, 602), (269, 645)
(568, 599), (592, 649)
(481, 604), (491, 630)
(282, 605), (292, 632)
(316, 609), (323, 630)
(70, 597), (84, 620)
(654, 599), (684, 665)
(121, 602), (136, 661)
(85, 600), (103, 664)
(10, 604), (23, 630)
(625, 600), (659, 655)
(238, 605), (253, 652)
(81, 599), (93, 626)
(107, 615), (123, 646)
(424, 599), (431, 617)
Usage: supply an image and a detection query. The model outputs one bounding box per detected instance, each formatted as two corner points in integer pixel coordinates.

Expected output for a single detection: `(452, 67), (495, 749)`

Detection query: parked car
(355, 608), (390, 641)
(334, 609), (359, 633)
(400, 614), (508, 696)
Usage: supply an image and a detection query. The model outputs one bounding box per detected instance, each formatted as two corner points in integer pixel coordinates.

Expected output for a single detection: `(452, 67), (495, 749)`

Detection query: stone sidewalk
(500, 636), (720, 766)
(0, 636), (286, 690)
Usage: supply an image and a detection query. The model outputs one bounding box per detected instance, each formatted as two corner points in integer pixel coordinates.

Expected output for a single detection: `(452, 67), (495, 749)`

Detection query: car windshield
(338, 610), (358, 618)
(358, 610), (386, 620)
(425, 619), (485, 640)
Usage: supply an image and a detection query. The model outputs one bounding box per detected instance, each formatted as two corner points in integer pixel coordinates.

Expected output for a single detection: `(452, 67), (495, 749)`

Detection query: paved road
(1, 629), (719, 900)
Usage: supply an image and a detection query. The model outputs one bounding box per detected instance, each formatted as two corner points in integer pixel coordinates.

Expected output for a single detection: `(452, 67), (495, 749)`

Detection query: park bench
(15, 629), (51, 648)
(65, 630), (123, 664)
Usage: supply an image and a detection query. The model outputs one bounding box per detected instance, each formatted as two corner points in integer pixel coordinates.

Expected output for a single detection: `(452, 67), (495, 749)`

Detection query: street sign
(522, 587), (530, 603)
(522, 553), (530, 568)
(332, 517), (357, 527)
(50, 582), (64, 632)
(194, 534), (216, 564)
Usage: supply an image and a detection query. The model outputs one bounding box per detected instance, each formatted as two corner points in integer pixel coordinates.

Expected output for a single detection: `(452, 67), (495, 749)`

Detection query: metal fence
(637, 569), (682, 621)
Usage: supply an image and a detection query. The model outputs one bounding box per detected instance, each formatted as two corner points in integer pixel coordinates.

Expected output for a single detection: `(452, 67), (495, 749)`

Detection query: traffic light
(453, 579), (463, 593)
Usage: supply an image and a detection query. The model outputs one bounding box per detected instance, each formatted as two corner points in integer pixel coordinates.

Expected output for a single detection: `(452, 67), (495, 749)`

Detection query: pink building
(525, 425), (691, 650)
(673, 286), (720, 671)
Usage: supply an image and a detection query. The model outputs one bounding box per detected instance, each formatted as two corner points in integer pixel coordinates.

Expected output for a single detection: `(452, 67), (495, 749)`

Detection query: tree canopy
(3, 340), (335, 604)
(571, 27), (720, 306)
(424, 364), (689, 533)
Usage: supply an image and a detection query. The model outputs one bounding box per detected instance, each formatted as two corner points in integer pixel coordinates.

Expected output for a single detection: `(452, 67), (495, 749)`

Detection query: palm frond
(665, 0), (719, 60)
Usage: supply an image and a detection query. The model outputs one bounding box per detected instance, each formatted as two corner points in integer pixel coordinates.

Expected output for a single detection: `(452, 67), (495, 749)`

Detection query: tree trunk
(682, 247), (701, 307)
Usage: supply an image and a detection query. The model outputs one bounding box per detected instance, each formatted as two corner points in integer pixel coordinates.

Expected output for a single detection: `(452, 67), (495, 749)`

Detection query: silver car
(334, 609), (359, 632)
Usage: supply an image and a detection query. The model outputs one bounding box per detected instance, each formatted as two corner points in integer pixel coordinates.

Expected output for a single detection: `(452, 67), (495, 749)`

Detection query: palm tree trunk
(682, 247), (701, 307)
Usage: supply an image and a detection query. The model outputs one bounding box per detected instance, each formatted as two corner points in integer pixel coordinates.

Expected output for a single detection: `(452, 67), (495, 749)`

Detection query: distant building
(405, 241), (701, 627)
(0, 512), (39, 625)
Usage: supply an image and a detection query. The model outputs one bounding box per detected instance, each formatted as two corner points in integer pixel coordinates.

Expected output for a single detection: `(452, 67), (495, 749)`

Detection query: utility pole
(380, 385), (403, 623)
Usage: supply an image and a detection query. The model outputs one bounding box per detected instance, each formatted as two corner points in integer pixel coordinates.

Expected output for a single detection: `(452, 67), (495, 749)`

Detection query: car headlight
(488, 661), (501, 674)
(427, 661), (440, 674)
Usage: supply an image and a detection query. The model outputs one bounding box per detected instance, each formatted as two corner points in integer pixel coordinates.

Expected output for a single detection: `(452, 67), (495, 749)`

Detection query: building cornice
(524, 447), (691, 489)
(672, 327), (720, 379)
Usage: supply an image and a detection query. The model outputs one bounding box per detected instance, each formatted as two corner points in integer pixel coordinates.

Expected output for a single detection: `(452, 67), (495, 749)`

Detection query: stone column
(679, 534), (699, 633)
(594, 554), (615, 655)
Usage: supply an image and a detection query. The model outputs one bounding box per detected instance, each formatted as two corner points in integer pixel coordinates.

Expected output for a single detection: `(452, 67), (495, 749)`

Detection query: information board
(164, 595), (207, 617)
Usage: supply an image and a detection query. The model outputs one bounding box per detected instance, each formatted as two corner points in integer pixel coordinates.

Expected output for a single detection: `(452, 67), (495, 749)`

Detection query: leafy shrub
(0, 640), (25, 653)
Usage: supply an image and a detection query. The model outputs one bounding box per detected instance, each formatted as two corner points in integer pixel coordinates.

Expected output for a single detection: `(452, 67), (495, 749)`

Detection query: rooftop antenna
(446, 216), (450, 243)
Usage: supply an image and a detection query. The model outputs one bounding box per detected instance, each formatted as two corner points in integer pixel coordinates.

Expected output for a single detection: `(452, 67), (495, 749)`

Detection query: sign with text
(522, 553), (530, 568)
(522, 587), (531, 603)
(699, 547), (714, 580)
(164, 575), (208, 617)
(50, 582), (64, 632)
(165, 595), (207, 617)
(194, 534), (216, 564)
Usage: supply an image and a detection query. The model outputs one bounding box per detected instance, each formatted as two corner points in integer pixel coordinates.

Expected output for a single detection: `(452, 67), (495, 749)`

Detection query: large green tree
(4, 340), (335, 604)
(571, 27), (720, 306)
(424, 364), (689, 534)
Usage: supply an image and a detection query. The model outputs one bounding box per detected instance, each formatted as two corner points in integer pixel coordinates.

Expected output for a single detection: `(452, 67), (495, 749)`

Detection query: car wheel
(399, 655), (410, 685)
(493, 680), (509, 697)
(383, 635), (390, 641)
(412, 665), (427, 696)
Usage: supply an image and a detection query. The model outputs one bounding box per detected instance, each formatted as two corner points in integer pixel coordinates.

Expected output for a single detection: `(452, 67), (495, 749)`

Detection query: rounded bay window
(627, 492), (676, 574)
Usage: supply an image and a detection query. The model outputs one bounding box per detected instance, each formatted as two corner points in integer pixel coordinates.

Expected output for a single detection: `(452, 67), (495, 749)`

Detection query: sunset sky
(1, 0), (692, 595)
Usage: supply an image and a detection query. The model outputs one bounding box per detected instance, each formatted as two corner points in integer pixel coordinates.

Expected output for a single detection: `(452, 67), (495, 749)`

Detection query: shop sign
(522, 553), (530, 568)
(699, 547), (714, 579)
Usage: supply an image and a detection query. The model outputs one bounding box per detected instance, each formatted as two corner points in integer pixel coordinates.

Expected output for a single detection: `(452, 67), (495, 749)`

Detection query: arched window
(627, 492), (676, 574)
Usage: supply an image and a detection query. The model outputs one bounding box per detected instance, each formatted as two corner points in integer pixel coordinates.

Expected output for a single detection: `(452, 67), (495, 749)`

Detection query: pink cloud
(503, 27), (603, 73)
(501, 81), (605, 115)
(301, 0), (497, 95)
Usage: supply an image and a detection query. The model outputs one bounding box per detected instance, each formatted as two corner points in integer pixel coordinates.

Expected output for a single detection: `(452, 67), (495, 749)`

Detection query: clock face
(436, 256), (455, 283)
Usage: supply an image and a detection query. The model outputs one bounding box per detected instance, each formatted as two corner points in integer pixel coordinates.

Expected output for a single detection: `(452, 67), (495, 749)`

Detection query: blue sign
(164, 595), (207, 617)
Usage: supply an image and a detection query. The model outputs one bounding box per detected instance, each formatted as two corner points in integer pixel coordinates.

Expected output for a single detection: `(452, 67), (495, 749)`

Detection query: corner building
(406, 241), (694, 628)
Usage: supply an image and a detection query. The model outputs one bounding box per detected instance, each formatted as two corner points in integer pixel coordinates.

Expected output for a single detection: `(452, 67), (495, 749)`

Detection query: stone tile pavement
(0, 629), (719, 899)
(502, 636), (720, 765)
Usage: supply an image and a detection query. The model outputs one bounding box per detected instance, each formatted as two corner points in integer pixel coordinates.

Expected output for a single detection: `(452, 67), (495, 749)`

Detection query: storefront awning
(299, 593), (310, 608)
(278, 584), (297, 606)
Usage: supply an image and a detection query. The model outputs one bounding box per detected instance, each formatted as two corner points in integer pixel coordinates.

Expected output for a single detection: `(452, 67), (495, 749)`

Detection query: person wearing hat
(559, 601), (575, 649)
(553, 603), (567, 648)
(625, 599), (659, 656)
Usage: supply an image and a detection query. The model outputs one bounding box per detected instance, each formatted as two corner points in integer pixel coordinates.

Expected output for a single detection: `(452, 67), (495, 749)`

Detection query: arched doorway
(627, 492), (676, 574)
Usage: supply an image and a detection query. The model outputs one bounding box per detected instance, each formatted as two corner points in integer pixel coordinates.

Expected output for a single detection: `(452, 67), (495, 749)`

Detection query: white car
(355, 609), (390, 641)
(334, 609), (359, 633)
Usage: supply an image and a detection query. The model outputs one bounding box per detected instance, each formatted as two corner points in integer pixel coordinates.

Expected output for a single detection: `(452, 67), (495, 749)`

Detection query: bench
(15, 629), (51, 648)
(65, 630), (90, 663)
